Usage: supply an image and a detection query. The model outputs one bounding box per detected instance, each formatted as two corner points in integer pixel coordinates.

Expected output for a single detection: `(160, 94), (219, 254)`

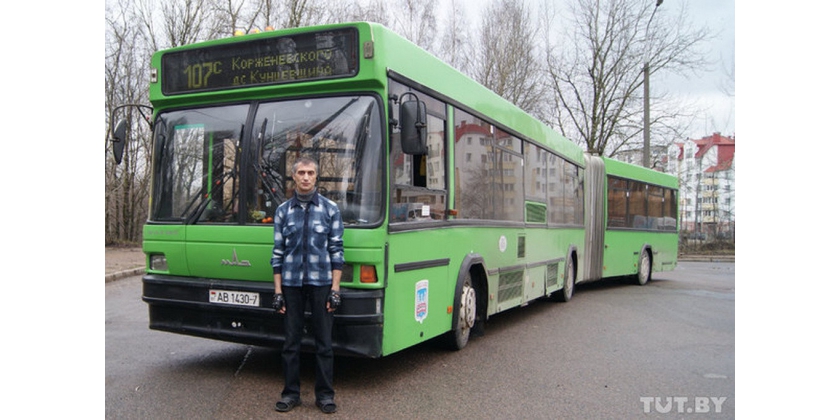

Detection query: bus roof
(601, 156), (678, 189)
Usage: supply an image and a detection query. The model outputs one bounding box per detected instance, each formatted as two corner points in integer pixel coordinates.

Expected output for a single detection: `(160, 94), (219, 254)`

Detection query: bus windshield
(150, 96), (384, 226)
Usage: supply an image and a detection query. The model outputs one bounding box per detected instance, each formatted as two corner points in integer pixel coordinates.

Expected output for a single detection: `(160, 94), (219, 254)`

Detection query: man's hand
(327, 290), (341, 312)
(272, 293), (286, 313)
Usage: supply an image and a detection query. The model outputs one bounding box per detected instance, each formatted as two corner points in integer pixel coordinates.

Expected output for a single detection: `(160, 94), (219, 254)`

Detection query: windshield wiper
(180, 170), (236, 223)
(254, 118), (286, 205)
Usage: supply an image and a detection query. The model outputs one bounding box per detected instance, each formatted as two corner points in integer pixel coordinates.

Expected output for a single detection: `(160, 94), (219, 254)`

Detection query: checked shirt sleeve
(270, 203), (288, 275)
(327, 203), (345, 272)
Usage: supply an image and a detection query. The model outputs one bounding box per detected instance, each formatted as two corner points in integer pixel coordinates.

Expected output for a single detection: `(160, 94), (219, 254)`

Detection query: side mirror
(399, 99), (427, 155)
(112, 120), (127, 165)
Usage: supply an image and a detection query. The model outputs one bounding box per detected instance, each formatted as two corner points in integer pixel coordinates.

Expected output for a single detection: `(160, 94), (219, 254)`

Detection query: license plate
(209, 289), (260, 307)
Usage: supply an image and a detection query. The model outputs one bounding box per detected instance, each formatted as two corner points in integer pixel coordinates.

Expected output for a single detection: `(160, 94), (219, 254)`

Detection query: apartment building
(666, 133), (736, 239)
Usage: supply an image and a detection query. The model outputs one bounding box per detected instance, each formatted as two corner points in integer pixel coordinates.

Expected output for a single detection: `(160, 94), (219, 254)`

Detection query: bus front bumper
(141, 274), (384, 358)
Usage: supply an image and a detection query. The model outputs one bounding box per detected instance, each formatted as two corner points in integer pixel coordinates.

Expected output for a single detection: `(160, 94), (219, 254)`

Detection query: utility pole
(643, 61), (651, 168)
(643, 0), (663, 168)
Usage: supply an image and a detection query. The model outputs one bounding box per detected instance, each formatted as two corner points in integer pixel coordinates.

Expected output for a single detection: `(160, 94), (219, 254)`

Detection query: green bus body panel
(600, 156), (680, 278)
(143, 225), (186, 273)
(186, 226), (272, 280)
(144, 224), (387, 285)
(381, 225), (584, 355)
(602, 230), (678, 278)
(383, 229), (452, 355)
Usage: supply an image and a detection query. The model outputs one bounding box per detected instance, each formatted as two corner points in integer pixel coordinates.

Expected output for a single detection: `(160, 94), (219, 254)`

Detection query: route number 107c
(183, 62), (222, 90)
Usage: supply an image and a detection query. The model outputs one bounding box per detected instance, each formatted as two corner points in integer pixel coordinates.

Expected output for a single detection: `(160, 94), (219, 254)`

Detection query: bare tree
(282, 0), (309, 27)
(107, 0), (226, 246)
(720, 55), (734, 98)
(246, 0), (329, 29)
(474, 0), (544, 115)
(276, 0), (328, 28)
(135, 0), (222, 49)
(106, 0), (154, 244)
(391, 0), (438, 51)
(210, 0), (263, 35)
(162, 0), (219, 46)
(546, 0), (711, 157)
(133, 0), (160, 52)
(319, 0), (391, 25)
(437, 0), (473, 75)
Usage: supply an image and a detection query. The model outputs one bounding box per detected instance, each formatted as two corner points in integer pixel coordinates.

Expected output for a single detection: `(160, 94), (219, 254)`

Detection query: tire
(637, 249), (651, 286)
(445, 273), (477, 350)
(557, 259), (575, 302)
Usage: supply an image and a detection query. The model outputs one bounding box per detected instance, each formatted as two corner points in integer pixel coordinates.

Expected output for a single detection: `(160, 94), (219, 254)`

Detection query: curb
(105, 267), (145, 283)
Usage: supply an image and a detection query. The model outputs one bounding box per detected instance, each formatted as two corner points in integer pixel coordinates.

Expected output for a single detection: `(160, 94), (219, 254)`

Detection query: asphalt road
(105, 262), (734, 419)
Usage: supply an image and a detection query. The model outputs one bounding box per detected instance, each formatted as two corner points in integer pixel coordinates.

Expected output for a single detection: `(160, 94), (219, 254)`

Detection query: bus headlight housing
(150, 254), (168, 271)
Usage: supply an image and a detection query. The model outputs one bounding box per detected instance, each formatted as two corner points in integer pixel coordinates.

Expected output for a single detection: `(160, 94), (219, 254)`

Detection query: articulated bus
(110, 22), (678, 358)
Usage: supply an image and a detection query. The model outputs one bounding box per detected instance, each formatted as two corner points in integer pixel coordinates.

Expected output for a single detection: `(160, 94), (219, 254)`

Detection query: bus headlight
(150, 254), (168, 271)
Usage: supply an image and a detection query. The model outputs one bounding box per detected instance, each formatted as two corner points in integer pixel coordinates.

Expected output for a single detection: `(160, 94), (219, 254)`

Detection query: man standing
(271, 156), (344, 414)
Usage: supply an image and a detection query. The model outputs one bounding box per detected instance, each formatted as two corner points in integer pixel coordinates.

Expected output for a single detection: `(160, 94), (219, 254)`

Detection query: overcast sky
(459, 0), (735, 141)
(659, 0), (735, 139)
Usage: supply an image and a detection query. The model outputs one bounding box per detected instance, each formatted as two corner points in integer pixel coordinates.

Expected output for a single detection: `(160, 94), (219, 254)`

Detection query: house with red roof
(667, 133), (735, 240)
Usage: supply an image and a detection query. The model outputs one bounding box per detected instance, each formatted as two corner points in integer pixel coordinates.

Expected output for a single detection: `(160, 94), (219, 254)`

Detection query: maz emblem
(221, 249), (251, 267)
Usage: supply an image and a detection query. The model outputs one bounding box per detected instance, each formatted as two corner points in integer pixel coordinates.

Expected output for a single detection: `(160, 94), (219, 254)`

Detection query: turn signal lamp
(360, 265), (377, 283)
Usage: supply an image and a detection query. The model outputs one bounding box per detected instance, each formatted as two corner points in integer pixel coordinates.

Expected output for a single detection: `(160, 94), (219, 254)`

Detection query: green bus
(111, 22), (678, 358)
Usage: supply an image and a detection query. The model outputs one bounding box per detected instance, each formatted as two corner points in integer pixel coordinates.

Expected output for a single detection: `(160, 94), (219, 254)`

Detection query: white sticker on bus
(499, 235), (507, 253)
(415, 280), (429, 324)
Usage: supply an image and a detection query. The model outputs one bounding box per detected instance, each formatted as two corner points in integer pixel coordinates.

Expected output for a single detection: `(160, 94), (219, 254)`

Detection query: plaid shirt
(271, 192), (344, 287)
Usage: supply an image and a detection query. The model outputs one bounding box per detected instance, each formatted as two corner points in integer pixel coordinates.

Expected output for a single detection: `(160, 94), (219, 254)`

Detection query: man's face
(293, 162), (318, 194)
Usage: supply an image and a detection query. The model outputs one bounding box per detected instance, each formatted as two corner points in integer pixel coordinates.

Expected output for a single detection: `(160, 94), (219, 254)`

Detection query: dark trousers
(281, 285), (335, 401)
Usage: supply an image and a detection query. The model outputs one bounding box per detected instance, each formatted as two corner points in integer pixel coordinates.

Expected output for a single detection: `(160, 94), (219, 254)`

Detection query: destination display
(161, 28), (358, 94)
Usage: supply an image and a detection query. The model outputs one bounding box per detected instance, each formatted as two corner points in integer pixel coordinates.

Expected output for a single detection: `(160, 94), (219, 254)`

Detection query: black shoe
(274, 396), (301, 412)
(316, 399), (337, 414)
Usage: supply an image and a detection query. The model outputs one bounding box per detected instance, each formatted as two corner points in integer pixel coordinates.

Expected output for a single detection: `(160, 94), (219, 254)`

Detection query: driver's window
(389, 80), (447, 223)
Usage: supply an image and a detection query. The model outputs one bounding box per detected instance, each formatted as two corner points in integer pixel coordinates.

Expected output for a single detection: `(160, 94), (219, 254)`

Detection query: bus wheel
(637, 249), (651, 286)
(447, 273), (477, 350)
(559, 259), (575, 302)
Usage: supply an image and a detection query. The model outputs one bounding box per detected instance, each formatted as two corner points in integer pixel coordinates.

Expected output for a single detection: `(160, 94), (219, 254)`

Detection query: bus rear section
(582, 156), (679, 284)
